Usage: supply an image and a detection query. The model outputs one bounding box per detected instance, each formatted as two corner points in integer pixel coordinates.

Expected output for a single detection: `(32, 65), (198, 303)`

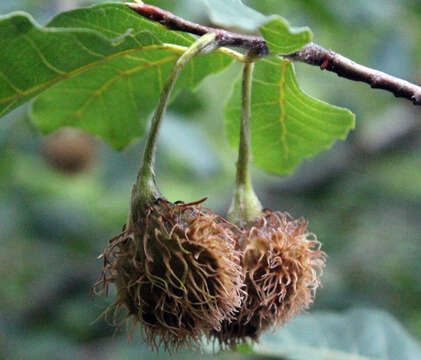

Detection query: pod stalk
(129, 33), (217, 225)
(228, 61), (263, 225)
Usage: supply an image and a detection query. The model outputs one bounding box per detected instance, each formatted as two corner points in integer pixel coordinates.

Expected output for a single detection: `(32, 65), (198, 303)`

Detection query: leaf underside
(0, 3), (233, 148)
(203, 0), (267, 33)
(226, 57), (355, 175)
(260, 15), (313, 55)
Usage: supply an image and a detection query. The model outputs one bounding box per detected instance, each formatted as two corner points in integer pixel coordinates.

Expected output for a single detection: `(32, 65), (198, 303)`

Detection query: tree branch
(285, 44), (421, 106)
(126, 2), (269, 56)
(126, 2), (421, 106)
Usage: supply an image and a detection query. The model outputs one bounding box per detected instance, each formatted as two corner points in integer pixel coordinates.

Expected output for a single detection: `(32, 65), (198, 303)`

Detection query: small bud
(212, 210), (325, 348)
(94, 198), (244, 351)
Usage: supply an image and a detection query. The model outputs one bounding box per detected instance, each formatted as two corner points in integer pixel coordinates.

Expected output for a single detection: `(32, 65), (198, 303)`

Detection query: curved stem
(236, 62), (254, 189)
(131, 33), (217, 210)
(228, 61), (263, 225)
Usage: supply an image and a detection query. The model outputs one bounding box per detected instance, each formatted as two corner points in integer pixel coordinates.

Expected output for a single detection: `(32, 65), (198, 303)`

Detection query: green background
(0, 0), (420, 359)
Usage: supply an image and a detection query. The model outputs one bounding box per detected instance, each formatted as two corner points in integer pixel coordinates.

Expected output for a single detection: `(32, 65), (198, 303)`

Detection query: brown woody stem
(127, 2), (421, 106)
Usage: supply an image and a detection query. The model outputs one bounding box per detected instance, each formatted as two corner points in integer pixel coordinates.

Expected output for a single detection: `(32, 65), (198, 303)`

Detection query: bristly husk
(94, 198), (244, 352)
(211, 209), (326, 349)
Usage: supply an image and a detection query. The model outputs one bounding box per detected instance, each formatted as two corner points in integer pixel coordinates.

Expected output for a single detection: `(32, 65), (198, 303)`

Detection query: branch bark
(126, 2), (421, 106)
(285, 43), (421, 106)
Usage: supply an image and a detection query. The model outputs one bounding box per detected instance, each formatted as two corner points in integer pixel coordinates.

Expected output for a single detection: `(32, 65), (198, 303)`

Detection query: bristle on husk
(212, 210), (326, 349)
(94, 198), (244, 351)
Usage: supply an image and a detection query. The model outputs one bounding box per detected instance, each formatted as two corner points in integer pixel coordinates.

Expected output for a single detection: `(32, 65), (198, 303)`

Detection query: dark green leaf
(203, 0), (267, 33)
(226, 57), (355, 174)
(0, 7), (159, 118)
(260, 16), (312, 55)
(202, 0), (311, 54)
(0, 4), (233, 148)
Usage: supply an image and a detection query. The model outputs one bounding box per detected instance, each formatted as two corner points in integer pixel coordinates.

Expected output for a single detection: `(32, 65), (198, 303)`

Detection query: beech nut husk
(94, 198), (244, 351)
(212, 210), (326, 348)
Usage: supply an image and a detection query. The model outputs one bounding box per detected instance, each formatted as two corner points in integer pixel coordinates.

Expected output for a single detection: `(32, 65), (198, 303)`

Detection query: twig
(285, 43), (421, 106)
(126, 2), (421, 106)
(126, 2), (269, 56)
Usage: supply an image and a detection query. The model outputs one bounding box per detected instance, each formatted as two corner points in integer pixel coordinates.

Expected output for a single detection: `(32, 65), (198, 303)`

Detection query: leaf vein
(73, 55), (177, 120)
(111, 7), (193, 45)
(0, 98), (18, 117)
(23, 34), (67, 75)
(58, 14), (121, 37)
(0, 70), (23, 94)
(252, 101), (279, 107)
(0, 45), (179, 107)
(252, 78), (279, 87)
(73, 37), (106, 59)
(285, 98), (348, 133)
(126, 77), (138, 111)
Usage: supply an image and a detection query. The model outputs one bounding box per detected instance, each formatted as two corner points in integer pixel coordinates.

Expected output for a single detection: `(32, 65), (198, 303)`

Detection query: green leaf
(260, 16), (312, 54)
(203, 0), (311, 53)
(0, 7), (159, 118)
(226, 57), (355, 175)
(203, 0), (267, 33)
(0, 4), (233, 148)
(255, 309), (421, 360)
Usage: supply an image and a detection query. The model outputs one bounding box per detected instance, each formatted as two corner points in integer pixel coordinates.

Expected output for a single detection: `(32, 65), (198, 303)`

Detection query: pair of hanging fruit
(94, 34), (325, 352)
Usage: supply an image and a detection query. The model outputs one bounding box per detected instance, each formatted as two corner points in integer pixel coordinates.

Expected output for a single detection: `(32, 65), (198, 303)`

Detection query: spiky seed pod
(212, 210), (325, 349)
(94, 198), (244, 351)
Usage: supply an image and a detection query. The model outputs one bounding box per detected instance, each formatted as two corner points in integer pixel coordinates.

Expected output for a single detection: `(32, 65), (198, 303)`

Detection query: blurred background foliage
(0, 0), (420, 359)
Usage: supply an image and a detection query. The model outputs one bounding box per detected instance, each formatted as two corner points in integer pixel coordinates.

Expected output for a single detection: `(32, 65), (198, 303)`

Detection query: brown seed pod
(94, 198), (244, 351)
(212, 210), (325, 349)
